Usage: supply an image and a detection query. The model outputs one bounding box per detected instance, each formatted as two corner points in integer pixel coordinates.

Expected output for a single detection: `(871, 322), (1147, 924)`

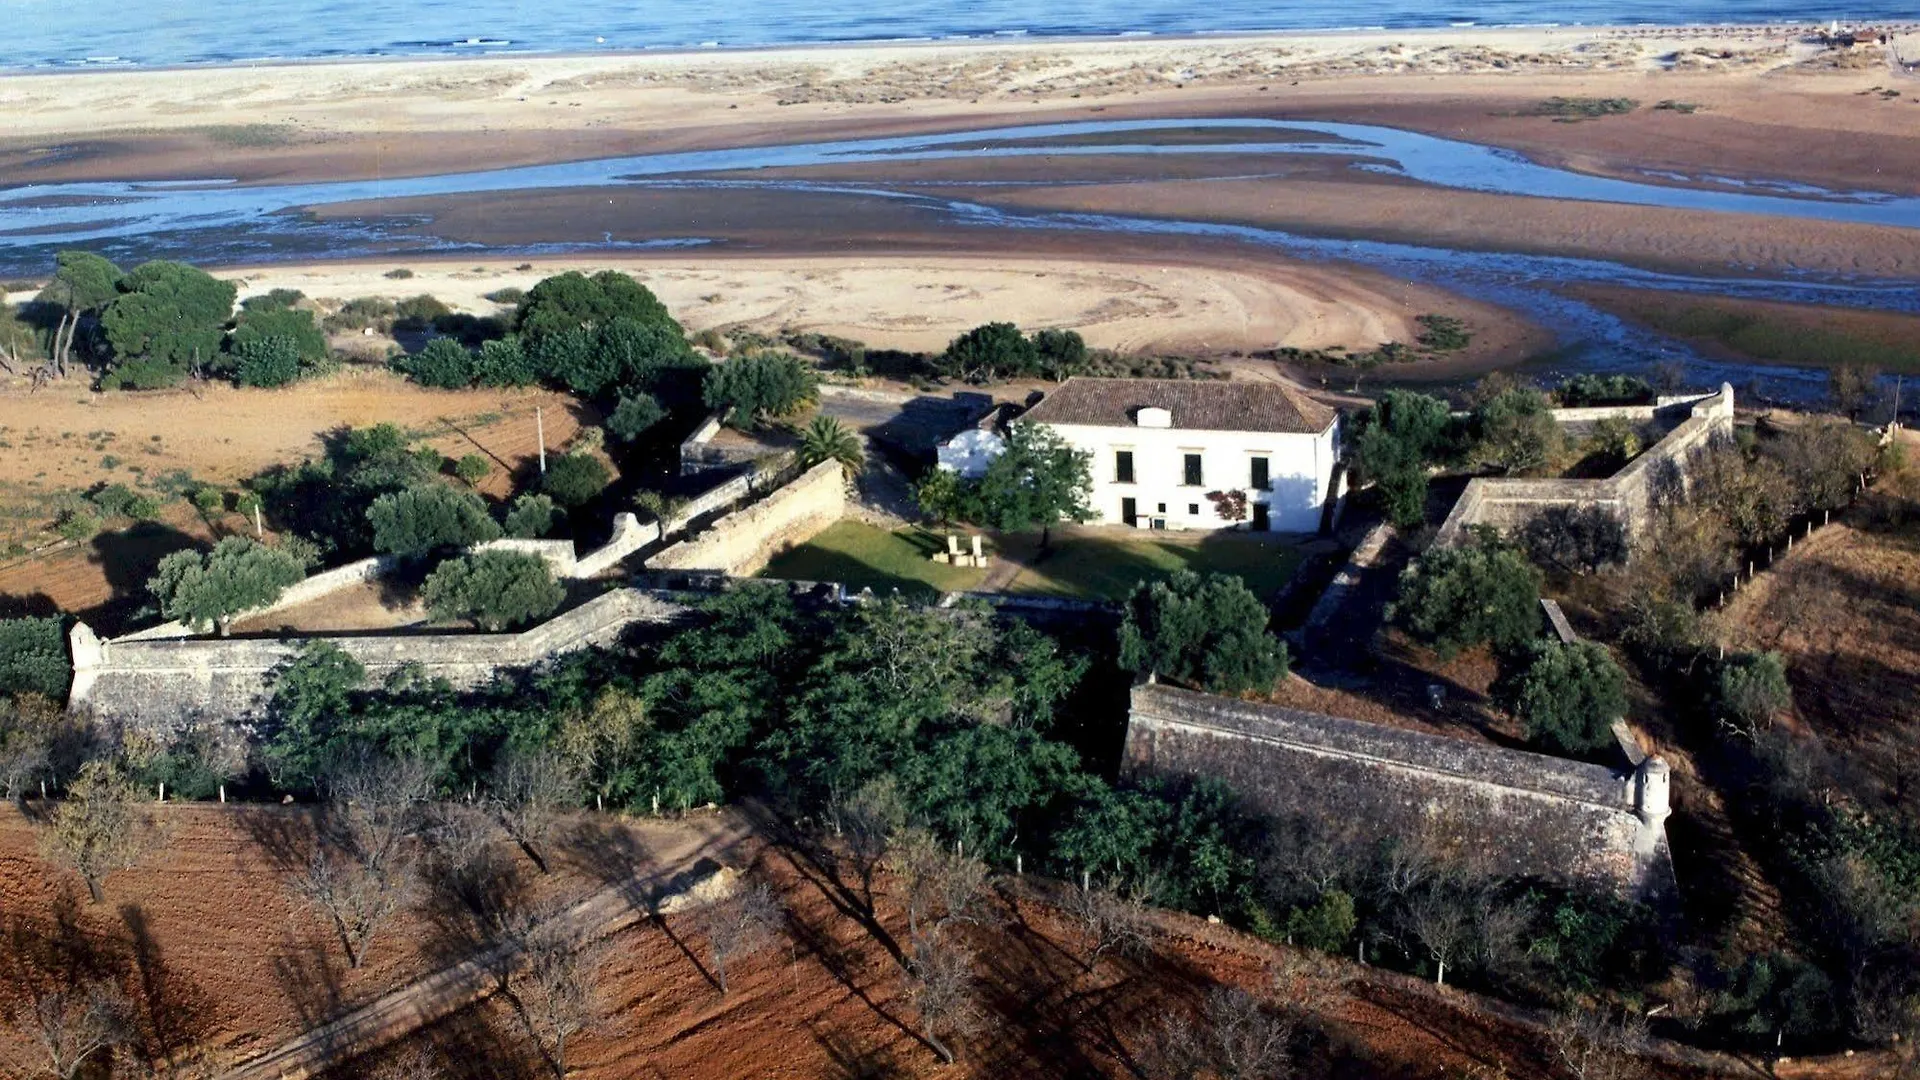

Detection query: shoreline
(8, 21), (1914, 78)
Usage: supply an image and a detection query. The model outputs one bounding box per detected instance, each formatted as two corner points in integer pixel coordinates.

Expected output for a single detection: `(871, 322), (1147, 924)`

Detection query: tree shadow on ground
(75, 520), (207, 635)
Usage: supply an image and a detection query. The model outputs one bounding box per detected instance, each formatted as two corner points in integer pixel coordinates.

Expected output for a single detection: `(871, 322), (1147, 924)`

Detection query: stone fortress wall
(1433, 384), (1736, 547)
(67, 462), (847, 728)
(1124, 681), (1676, 900)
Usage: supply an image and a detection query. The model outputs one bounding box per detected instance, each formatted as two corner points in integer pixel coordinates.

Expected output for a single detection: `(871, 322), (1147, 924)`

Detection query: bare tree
(322, 752), (435, 875)
(1545, 1007), (1650, 1080)
(367, 1044), (448, 1080)
(292, 846), (417, 970)
(902, 930), (981, 1066)
(0, 728), (50, 807)
(887, 829), (990, 943)
(424, 800), (520, 931)
(830, 776), (904, 914)
(37, 759), (154, 903)
(1060, 877), (1156, 972)
(488, 747), (581, 874)
(6, 981), (134, 1080)
(1404, 885), (1474, 987)
(289, 753), (432, 968)
(1142, 989), (1296, 1080)
(505, 909), (617, 1080)
(698, 878), (785, 994)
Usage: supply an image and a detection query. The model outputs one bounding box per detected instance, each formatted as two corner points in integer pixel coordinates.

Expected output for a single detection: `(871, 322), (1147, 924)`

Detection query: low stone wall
(69, 589), (686, 730)
(648, 461), (846, 578)
(1125, 682), (1675, 900)
(1434, 385), (1735, 547)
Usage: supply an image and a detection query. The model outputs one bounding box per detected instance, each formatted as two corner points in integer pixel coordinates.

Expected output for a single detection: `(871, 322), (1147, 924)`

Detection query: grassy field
(1573, 285), (1920, 375)
(759, 521), (987, 597)
(1001, 530), (1306, 600)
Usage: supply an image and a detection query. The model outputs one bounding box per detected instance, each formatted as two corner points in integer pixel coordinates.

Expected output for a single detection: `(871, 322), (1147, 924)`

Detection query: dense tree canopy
(1470, 386), (1563, 476)
(36, 251), (123, 376)
(422, 550), (565, 631)
(99, 261), (238, 388)
(1391, 529), (1543, 658)
(1118, 571), (1288, 694)
(0, 616), (71, 699)
(251, 424), (442, 559)
(148, 537), (306, 635)
(1498, 639), (1628, 754)
(228, 335), (303, 388)
(397, 337), (475, 389)
(703, 351), (818, 429)
(541, 453), (611, 508)
(515, 270), (676, 343)
(367, 484), (503, 557)
(919, 423), (1093, 545)
(1352, 390), (1455, 529)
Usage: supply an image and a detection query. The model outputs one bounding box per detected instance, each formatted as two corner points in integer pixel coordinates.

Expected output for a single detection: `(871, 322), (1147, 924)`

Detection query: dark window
(1252, 503), (1270, 531)
(1115, 450), (1135, 484)
(1156, 503), (1167, 513)
(1183, 453), (1203, 486)
(1121, 497), (1138, 526)
(1188, 503), (1200, 516)
(1250, 456), (1271, 491)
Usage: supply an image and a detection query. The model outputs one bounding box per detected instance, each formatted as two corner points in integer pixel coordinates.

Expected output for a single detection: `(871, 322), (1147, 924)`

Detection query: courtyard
(760, 520), (1309, 601)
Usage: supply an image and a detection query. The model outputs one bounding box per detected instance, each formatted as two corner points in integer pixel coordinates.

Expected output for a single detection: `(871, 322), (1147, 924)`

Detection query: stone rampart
(648, 460), (845, 577)
(1125, 682), (1674, 900)
(69, 589), (686, 730)
(1433, 385), (1734, 547)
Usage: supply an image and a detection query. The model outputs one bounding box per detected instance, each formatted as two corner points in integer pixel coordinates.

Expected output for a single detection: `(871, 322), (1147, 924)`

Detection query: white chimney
(1136, 406), (1173, 429)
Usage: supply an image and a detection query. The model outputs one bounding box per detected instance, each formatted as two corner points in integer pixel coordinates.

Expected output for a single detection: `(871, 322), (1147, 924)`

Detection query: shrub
(1519, 505), (1628, 575)
(703, 351), (818, 429)
(1499, 639), (1628, 754)
(473, 337), (535, 387)
(541, 453), (611, 508)
(1285, 889), (1357, 953)
(398, 337), (474, 389)
(231, 303), (328, 365)
(1032, 328), (1088, 378)
(325, 296), (397, 333)
(367, 484), (502, 557)
(54, 509), (101, 541)
(484, 286), (525, 306)
(384, 268), (415, 279)
(1715, 651), (1791, 737)
(453, 454), (492, 486)
(502, 493), (559, 539)
(1118, 570), (1288, 694)
(423, 550), (564, 631)
(392, 294), (451, 331)
(606, 392), (666, 441)
(1391, 529), (1542, 658)
(192, 488), (226, 516)
(231, 335), (304, 388)
(515, 270), (676, 343)
(941, 322), (1038, 383)
(1556, 374), (1654, 407)
(0, 616), (71, 699)
(1414, 314), (1472, 351)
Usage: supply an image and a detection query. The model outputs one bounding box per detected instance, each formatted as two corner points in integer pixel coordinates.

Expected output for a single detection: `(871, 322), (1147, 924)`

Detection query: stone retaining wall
(1434, 385), (1735, 546)
(648, 460), (846, 577)
(1125, 682), (1675, 900)
(69, 589), (686, 730)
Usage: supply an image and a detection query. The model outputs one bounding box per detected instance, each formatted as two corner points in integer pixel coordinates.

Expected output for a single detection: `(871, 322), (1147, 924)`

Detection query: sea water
(0, 0), (1912, 70)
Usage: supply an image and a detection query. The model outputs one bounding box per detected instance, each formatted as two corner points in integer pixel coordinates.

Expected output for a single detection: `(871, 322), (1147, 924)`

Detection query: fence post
(219, 785), (225, 804)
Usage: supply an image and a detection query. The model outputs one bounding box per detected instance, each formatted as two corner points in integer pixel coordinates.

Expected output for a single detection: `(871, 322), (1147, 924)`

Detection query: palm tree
(798, 415), (864, 475)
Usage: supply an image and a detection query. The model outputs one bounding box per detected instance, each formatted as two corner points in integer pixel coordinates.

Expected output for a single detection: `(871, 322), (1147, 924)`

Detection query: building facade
(945, 377), (1340, 534)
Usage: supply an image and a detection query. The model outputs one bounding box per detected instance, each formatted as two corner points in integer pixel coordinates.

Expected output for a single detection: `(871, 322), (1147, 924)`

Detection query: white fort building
(940, 377), (1341, 533)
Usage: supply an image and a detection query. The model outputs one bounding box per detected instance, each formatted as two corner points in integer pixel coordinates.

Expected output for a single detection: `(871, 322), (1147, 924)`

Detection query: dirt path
(216, 812), (751, 1080)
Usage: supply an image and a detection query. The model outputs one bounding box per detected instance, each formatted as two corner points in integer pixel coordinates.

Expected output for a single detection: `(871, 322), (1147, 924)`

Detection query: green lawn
(1001, 532), (1306, 601)
(760, 521), (987, 598)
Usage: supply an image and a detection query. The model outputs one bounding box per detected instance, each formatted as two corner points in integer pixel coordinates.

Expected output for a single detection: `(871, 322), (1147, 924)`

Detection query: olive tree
(1118, 570), (1288, 693)
(148, 536), (306, 635)
(1498, 639), (1628, 755)
(367, 484), (502, 557)
(422, 549), (565, 631)
(1390, 529), (1542, 658)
